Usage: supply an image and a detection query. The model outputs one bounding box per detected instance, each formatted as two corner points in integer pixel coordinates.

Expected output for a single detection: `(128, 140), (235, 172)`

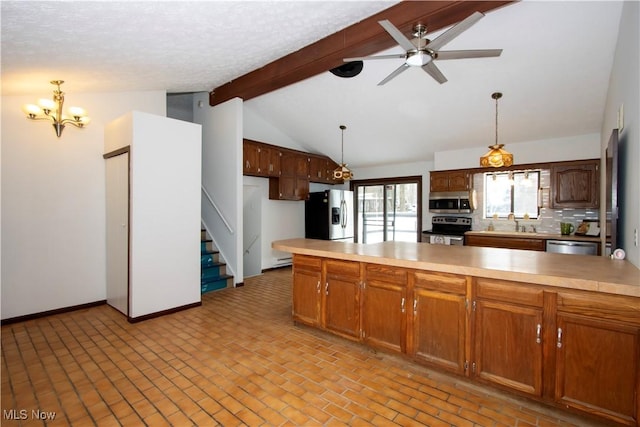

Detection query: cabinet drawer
(293, 255), (321, 271)
(413, 271), (467, 295)
(465, 235), (545, 251)
(475, 278), (544, 307)
(557, 291), (640, 325)
(325, 259), (360, 278)
(366, 264), (407, 285)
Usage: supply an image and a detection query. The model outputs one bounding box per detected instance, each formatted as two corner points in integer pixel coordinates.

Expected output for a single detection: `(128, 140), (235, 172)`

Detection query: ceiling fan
(344, 11), (502, 86)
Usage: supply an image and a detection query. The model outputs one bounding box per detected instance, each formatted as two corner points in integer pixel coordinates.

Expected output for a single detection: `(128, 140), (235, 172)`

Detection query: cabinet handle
(400, 298), (406, 313)
(325, 282), (329, 296)
(557, 328), (563, 348)
(245, 160), (250, 169)
(413, 299), (417, 314)
(536, 324), (542, 344)
(316, 281), (320, 294)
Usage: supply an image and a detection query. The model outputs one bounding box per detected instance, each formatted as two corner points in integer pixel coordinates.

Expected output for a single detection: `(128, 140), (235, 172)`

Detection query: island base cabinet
(555, 313), (639, 426)
(323, 260), (361, 340)
(292, 255), (322, 326)
(410, 272), (468, 375)
(362, 265), (408, 354)
(473, 299), (544, 397)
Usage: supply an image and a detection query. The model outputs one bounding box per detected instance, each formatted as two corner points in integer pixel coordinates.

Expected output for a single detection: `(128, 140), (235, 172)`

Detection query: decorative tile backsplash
(470, 170), (599, 234)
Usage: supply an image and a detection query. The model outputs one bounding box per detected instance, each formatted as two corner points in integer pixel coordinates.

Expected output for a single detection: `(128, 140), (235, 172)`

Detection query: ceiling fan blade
(436, 49), (502, 60)
(427, 11), (485, 51)
(422, 62), (447, 84)
(378, 63), (410, 86)
(344, 54), (405, 62)
(378, 20), (416, 52)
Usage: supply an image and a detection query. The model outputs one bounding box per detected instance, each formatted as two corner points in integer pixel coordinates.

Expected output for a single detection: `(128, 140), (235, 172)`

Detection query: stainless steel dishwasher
(546, 240), (598, 255)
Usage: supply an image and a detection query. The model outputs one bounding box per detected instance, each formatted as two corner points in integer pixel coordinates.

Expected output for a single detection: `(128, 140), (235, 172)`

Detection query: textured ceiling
(1, 1), (626, 168)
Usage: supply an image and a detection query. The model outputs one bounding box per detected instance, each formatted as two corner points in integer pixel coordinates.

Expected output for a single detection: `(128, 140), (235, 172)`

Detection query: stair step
(201, 264), (226, 280)
(201, 253), (221, 265)
(201, 274), (233, 294)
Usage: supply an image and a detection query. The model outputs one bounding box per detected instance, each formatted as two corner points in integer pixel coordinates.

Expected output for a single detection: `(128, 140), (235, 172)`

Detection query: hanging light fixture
(22, 80), (90, 137)
(480, 92), (513, 168)
(333, 125), (353, 180)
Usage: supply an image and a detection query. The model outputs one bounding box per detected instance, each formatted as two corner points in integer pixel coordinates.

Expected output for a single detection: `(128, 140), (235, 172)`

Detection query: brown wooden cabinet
(430, 170), (472, 192)
(465, 234), (546, 251)
(550, 159), (599, 208)
(291, 255), (322, 326)
(362, 265), (408, 353)
(323, 259), (361, 339)
(269, 150), (309, 200)
(555, 291), (640, 426)
(410, 271), (469, 375)
(243, 139), (281, 177)
(473, 279), (544, 397)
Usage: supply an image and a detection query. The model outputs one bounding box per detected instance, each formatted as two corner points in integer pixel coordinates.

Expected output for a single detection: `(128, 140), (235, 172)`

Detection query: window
(484, 171), (539, 219)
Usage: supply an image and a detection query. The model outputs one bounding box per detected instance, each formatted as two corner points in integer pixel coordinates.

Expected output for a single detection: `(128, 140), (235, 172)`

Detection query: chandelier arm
(60, 119), (85, 128)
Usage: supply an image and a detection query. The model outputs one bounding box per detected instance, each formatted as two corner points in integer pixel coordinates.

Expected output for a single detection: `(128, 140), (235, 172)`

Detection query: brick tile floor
(1, 268), (607, 426)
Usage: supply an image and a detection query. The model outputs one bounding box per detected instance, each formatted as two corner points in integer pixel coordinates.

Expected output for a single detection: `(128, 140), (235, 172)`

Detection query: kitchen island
(272, 238), (640, 426)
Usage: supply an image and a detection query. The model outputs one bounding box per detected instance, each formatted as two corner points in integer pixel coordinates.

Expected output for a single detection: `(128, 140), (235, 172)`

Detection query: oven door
(428, 234), (464, 245)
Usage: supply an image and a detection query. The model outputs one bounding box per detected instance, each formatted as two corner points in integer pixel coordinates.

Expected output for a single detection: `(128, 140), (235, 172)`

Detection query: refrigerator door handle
(340, 199), (347, 229)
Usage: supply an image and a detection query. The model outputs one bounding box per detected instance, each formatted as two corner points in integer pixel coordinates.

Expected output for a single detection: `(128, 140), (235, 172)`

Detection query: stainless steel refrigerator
(305, 189), (354, 241)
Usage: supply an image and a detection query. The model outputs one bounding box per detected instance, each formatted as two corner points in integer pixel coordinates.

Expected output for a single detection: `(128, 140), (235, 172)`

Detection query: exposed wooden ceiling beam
(209, 1), (515, 106)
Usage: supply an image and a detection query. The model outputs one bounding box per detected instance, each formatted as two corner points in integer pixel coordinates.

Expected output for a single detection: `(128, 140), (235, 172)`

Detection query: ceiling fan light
(406, 51), (431, 67)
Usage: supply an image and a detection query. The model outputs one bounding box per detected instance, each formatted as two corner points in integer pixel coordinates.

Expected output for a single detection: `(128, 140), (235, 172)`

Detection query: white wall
(243, 104), (309, 270)
(434, 133), (601, 171)
(1, 90), (166, 320)
(194, 94), (243, 283)
(601, 0), (640, 268)
(105, 112), (202, 318)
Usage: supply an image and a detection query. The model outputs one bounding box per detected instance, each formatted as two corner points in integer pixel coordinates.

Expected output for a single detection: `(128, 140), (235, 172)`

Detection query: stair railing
(245, 233), (259, 254)
(201, 185), (234, 234)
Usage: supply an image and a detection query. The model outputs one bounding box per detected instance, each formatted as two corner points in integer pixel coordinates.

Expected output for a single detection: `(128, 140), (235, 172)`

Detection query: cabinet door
(261, 146), (281, 177)
(430, 171), (450, 192)
(243, 140), (261, 175)
(447, 170), (470, 191)
(550, 161), (599, 208)
(362, 280), (406, 353)
(555, 314), (639, 426)
(474, 300), (543, 396)
(308, 155), (327, 183)
(323, 260), (361, 339)
(292, 267), (321, 326)
(411, 272), (468, 375)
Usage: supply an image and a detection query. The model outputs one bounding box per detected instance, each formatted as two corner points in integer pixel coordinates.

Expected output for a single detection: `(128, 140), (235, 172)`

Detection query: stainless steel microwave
(428, 190), (476, 213)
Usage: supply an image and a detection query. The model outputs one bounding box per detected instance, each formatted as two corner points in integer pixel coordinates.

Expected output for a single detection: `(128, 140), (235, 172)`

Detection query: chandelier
(480, 92), (513, 168)
(332, 125), (353, 181)
(22, 80), (90, 137)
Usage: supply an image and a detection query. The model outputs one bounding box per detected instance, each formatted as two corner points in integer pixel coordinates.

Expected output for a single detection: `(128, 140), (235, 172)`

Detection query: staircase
(201, 229), (233, 293)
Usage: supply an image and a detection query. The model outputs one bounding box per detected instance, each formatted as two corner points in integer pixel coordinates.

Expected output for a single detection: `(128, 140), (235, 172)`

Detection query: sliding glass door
(352, 177), (421, 243)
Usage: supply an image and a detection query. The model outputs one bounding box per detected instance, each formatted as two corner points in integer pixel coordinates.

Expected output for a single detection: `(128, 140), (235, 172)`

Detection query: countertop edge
(272, 239), (640, 298)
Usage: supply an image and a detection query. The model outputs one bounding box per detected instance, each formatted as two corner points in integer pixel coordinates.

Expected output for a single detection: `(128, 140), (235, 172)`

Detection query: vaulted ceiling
(1, 1), (625, 168)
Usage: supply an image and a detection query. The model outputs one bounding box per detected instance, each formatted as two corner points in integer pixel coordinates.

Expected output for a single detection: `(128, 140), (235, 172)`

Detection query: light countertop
(272, 238), (640, 298)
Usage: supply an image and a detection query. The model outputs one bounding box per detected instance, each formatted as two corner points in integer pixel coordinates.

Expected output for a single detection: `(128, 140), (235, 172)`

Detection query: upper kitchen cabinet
(269, 149), (309, 200)
(430, 170), (472, 192)
(309, 154), (343, 184)
(550, 159), (599, 208)
(243, 139), (281, 177)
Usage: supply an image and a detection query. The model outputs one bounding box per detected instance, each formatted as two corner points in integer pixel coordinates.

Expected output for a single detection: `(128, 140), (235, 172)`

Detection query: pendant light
(480, 92), (513, 168)
(333, 125), (353, 180)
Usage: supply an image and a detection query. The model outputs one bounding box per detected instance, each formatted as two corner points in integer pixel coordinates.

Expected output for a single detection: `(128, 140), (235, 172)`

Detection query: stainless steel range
(422, 216), (472, 245)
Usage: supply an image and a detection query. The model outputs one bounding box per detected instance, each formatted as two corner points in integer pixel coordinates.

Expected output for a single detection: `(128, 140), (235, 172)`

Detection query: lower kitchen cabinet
(410, 271), (468, 375)
(323, 259), (361, 339)
(473, 279), (544, 397)
(362, 265), (408, 353)
(555, 292), (640, 426)
(291, 255), (322, 326)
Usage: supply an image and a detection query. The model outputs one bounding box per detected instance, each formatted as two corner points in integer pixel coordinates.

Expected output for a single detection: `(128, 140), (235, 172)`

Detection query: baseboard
(127, 301), (202, 323)
(262, 265), (292, 273)
(1, 300), (107, 325)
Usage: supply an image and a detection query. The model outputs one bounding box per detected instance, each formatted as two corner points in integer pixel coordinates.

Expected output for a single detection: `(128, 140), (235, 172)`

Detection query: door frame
(350, 176), (422, 243)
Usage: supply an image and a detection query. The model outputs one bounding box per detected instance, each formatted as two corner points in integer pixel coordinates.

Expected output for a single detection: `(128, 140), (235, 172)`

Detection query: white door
(105, 152), (129, 315)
